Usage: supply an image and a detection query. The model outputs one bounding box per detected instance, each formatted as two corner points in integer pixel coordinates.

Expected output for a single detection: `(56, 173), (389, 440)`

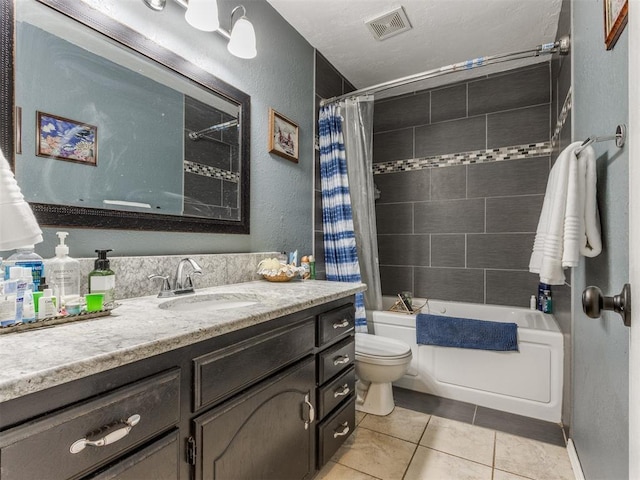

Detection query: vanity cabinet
(0, 295), (356, 480)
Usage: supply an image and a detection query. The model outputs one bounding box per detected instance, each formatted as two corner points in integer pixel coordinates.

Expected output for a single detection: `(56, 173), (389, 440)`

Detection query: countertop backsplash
(77, 252), (282, 301)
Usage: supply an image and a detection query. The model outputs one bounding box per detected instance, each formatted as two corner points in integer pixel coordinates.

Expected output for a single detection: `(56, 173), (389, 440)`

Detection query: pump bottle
(46, 232), (81, 309)
(89, 249), (116, 308)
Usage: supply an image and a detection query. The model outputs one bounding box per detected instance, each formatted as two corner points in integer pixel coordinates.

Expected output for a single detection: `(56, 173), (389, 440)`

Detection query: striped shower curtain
(319, 103), (367, 331)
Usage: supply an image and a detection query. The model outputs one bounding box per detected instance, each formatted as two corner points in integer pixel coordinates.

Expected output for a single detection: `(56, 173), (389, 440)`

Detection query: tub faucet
(174, 258), (203, 294)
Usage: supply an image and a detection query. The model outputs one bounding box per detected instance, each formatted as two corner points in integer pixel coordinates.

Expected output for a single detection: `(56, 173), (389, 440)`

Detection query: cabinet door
(193, 358), (315, 480)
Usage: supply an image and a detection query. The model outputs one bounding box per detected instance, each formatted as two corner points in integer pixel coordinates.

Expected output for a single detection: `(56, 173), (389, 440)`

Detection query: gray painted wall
(5, 0), (314, 259)
(572, 0), (629, 478)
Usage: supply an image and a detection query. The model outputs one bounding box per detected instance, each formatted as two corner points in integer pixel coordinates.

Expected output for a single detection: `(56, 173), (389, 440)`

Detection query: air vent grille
(365, 7), (412, 41)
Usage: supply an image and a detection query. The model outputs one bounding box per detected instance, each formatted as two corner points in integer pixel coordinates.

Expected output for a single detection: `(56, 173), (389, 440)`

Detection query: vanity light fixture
(142, 0), (257, 58)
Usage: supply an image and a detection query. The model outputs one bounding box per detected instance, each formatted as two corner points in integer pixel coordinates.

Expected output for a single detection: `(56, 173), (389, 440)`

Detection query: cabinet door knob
(582, 283), (631, 327)
(333, 319), (350, 329)
(333, 384), (351, 398)
(333, 355), (350, 366)
(70, 414), (141, 454)
(333, 421), (350, 438)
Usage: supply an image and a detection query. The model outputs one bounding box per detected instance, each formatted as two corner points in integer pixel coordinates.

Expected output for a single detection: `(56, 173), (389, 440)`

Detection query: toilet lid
(355, 333), (412, 359)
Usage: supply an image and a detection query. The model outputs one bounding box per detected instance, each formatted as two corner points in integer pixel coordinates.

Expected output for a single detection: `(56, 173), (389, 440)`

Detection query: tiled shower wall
(374, 64), (554, 307)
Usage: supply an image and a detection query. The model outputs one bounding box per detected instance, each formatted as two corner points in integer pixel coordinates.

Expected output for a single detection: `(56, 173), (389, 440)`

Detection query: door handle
(582, 283), (631, 327)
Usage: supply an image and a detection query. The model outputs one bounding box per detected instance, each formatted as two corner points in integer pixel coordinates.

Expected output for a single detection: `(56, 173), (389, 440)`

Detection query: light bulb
(185, 0), (220, 32)
(227, 17), (257, 59)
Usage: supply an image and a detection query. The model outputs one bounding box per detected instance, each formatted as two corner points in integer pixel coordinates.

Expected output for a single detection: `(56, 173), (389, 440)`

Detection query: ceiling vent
(365, 6), (412, 41)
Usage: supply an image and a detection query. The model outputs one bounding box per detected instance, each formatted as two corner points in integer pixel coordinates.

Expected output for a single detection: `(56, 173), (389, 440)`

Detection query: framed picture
(36, 111), (97, 165)
(268, 108), (299, 163)
(604, 0), (628, 50)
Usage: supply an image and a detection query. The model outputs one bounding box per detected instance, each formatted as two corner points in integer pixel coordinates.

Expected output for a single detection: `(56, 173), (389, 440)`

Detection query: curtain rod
(320, 35), (570, 106)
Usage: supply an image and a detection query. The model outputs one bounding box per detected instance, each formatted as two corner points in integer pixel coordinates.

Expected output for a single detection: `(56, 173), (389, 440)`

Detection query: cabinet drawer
(317, 365), (355, 419)
(0, 369), (180, 480)
(88, 430), (179, 480)
(194, 317), (314, 411)
(318, 336), (355, 384)
(317, 396), (356, 468)
(317, 304), (355, 346)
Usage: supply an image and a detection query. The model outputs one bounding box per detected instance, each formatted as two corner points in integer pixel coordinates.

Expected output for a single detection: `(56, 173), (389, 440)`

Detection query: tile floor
(316, 405), (575, 480)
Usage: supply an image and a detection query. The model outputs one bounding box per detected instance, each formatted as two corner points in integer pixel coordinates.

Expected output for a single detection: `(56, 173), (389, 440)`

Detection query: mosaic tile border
(183, 160), (240, 183)
(551, 87), (572, 148)
(372, 142), (553, 175)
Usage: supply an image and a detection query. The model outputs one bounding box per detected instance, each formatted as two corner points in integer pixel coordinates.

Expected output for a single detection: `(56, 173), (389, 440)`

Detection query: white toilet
(354, 332), (412, 416)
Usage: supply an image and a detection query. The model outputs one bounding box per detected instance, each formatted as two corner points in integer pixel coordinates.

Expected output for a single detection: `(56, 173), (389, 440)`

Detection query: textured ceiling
(266, 0), (563, 97)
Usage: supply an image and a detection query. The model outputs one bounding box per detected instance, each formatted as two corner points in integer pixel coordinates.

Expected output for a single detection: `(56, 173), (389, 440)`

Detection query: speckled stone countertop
(0, 280), (365, 403)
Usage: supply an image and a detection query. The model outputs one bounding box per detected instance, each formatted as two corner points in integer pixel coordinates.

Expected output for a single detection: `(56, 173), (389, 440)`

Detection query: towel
(529, 142), (601, 284)
(416, 314), (518, 351)
(0, 149), (43, 250)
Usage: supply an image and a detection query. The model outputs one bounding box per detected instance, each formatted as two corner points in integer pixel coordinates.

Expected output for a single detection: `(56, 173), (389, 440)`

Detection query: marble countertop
(0, 280), (365, 403)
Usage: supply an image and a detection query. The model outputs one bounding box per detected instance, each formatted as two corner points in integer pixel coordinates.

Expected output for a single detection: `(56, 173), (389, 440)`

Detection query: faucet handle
(184, 270), (203, 290)
(148, 274), (174, 298)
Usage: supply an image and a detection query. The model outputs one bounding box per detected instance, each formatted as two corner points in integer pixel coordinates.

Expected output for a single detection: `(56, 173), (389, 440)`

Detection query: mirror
(1, 0), (250, 234)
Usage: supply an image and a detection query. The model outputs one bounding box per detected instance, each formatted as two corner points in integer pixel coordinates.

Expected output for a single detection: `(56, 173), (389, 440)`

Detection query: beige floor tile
(495, 432), (573, 480)
(332, 427), (416, 480)
(358, 406), (431, 443)
(493, 469), (533, 480)
(404, 446), (493, 480)
(316, 461), (381, 480)
(356, 410), (367, 426)
(419, 416), (495, 466)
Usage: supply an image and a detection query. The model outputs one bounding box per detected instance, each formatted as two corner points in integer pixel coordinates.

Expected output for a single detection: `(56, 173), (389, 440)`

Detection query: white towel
(529, 142), (601, 285)
(0, 149), (43, 250)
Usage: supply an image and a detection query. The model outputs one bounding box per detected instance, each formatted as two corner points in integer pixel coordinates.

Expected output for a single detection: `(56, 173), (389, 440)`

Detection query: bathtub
(368, 297), (563, 423)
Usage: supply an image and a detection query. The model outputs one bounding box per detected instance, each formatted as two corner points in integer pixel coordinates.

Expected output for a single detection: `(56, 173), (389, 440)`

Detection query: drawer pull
(333, 421), (350, 438)
(303, 393), (315, 431)
(332, 319), (350, 329)
(333, 384), (351, 398)
(70, 414), (141, 454)
(333, 355), (350, 366)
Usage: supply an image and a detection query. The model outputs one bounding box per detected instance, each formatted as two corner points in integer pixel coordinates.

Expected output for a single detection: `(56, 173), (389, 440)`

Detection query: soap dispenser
(89, 249), (115, 308)
(46, 231), (81, 308)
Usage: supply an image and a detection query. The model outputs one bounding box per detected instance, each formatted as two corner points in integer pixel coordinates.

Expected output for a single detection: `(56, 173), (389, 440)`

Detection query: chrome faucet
(148, 257), (203, 297)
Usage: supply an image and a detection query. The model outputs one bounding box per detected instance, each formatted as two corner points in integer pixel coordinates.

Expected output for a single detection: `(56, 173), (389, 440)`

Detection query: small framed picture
(268, 108), (299, 163)
(36, 111), (97, 166)
(604, 0), (628, 50)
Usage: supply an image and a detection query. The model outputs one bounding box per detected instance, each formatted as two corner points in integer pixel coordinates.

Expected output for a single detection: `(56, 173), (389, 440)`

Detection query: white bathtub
(368, 297), (563, 423)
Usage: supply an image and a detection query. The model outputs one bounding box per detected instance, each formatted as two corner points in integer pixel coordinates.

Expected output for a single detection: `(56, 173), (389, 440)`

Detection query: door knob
(582, 283), (631, 327)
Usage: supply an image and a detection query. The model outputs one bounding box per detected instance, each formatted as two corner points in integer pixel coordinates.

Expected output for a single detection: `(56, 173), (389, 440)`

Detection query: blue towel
(416, 314), (518, 351)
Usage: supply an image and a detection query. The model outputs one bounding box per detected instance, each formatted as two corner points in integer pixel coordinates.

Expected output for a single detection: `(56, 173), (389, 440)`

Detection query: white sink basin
(159, 293), (262, 313)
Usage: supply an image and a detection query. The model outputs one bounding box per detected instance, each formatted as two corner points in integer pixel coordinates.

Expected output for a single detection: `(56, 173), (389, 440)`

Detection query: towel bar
(576, 124), (626, 155)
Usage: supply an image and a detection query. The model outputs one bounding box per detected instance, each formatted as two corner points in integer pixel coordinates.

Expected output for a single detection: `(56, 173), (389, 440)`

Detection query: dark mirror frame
(0, 0), (250, 234)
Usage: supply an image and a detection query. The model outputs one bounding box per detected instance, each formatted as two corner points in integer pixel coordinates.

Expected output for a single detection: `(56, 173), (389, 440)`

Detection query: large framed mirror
(0, 0), (250, 234)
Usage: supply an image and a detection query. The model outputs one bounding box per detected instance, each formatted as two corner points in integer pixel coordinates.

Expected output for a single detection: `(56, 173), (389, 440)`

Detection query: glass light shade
(185, 0), (220, 32)
(227, 17), (257, 59)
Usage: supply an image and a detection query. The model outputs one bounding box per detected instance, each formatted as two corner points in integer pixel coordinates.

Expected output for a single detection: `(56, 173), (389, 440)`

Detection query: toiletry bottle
(530, 295), (537, 310)
(89, 249), (116, 308)
(13, 267), (29, 324)
(22, 287), (36, 323)
(2, 245), (45, 291)
(542, 285), (553, 314)
(308, 255), (316, 280)
(0, 281), (16, 327)
(46, 231), (81, 309)
(38, 288), (58, 319)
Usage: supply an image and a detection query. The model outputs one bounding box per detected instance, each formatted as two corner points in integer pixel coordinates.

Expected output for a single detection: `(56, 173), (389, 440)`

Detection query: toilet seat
(355, 333), (412, 366)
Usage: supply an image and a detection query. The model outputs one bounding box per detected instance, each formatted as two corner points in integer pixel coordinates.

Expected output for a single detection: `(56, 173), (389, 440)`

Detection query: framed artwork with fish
(36, 111), (98, 166)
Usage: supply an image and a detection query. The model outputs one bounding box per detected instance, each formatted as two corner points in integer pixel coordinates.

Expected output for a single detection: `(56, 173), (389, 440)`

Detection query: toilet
(354, 332), (412, 416)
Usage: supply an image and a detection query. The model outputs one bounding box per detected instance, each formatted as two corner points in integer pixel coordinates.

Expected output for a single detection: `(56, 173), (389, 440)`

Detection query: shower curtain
(319, 96), (381, 332)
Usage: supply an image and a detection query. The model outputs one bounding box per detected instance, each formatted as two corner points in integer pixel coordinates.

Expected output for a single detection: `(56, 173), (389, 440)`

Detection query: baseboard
(567, 439), (586, 480)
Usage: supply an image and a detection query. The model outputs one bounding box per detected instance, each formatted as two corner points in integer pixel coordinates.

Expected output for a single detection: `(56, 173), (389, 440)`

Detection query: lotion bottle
(89, 249), (116, 308)
(46, 232), (81, 309)
(38, 288), (58, 319)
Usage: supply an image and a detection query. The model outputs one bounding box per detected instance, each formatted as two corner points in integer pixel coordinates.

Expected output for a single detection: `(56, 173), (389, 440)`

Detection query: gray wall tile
(375, 203), (413, 234)
(378, 234), (430, 266)
(375, 170), (430, 204)
(315, 53), (344, 100)
(431, 165), (467, 200)
(431, 84), (467, 123)
(374, 92), (430, 132)
(487, 104), (550, 148)
(314, 189), (323, 231)
(414, 268), (485, 303)
(415, 199), (485, 234)
(373, 128), (414, 163)
(467, 233), (535, 269)
(468, 64), (550, 116)
(415, 116), (486, 157)
(467, 157), (549, 198)
(486, 195), (544, 233)
(485, 270), (540, 307)
(431, 234), (465, 267)
(380, 266), (413, 296)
